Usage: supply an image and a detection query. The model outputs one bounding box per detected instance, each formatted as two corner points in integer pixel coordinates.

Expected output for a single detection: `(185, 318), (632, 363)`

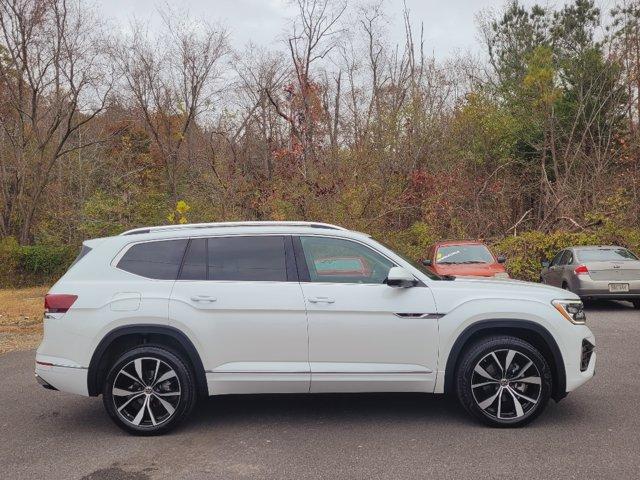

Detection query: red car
(422, 240), (509, 279)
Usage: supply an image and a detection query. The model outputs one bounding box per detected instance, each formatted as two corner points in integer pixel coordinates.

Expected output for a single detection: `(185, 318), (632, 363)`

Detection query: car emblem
(613, 264), (621, 269)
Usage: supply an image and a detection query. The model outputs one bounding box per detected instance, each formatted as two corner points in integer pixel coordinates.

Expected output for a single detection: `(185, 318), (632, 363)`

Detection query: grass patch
(0, 286), (48, 355)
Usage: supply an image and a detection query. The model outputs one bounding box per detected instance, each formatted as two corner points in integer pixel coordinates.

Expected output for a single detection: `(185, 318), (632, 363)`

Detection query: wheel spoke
(472, 381), (498, 388)
(478, 388), (502, 410)
(153, 394), (176, 415)
(152, 359), (161, 385)
(132, 396), (148, 425)
(154, 370), (177, 386)
(497, 388), (503, 419)
(134, 358), (145, 385)
(154, 391), (181, 397)
(504, 350), (516, 372)
(516, 376), (541, 385)
(120, 369), (143, 386)
(490, 352), (504, 375)
(506, 387), (525, 417)
(117, 392), (144, 412)
(147, 399), (157, 426)
(512, 360), (533, 379)
(474, 364), (498, 381)
(113, 387), (139, 397)
(508, 386), (538, 405)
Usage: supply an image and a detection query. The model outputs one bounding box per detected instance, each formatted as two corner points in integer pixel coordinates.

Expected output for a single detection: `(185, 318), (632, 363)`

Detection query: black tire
(103, 345), (196, 435)
(455, 335), (552, 427)
(633, 300), (640, 310)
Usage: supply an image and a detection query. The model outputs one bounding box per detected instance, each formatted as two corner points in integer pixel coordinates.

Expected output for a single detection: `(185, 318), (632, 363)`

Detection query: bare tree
(114, 8), (228, 209)
(0, 0), (112, 242)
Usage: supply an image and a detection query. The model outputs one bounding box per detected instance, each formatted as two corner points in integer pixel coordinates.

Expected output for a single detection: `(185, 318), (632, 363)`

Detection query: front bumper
(565, 329), (596, 393)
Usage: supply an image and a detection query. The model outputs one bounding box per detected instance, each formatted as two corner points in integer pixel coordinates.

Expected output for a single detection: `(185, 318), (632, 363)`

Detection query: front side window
(177, 235), (288, 282)
(299, 236), (394, 284)
(117, 239), (188, 279)
(435, 244), (494, 265)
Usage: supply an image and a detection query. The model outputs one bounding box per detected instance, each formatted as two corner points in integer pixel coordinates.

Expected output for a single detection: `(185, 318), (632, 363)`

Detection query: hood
(428, 276), (579, 312)
(433, 262), (506, 277)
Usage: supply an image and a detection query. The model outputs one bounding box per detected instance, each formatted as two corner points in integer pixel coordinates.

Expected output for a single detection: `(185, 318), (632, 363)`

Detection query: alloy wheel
(112, 357), (181, 428)
(470, 349), (542, 421)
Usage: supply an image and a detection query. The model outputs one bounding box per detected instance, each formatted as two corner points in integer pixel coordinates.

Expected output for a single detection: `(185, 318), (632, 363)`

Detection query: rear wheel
(103, 345), (196, 435)
(456, 336), (552, 427)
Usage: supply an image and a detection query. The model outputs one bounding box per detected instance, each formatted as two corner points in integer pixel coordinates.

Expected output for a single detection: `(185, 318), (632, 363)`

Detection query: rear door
(169, 235), (309, 394)
(295, 235), (439, 394)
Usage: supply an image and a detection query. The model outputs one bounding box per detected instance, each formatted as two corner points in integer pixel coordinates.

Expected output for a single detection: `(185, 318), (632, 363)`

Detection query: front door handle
(190, 295), (217, 303)
(307, 296), (335, 304)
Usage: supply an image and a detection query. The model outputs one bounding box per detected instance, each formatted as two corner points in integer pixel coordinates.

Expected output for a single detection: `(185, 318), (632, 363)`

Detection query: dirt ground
(0, 286), (48, 355)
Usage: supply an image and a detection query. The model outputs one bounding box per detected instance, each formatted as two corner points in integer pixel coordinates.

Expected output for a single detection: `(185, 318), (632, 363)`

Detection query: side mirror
(541, 260), (550, 268)
(386, 266), (417, 288)
(421, 258), (432, 266)
(497, 255), (506, 264)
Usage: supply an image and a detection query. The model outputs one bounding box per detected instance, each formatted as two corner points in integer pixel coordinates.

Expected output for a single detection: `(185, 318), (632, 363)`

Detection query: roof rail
(121, 221), (348, 236)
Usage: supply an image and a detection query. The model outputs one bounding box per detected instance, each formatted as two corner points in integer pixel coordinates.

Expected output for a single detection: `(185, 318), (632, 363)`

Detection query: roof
(118, 221), (364, 241)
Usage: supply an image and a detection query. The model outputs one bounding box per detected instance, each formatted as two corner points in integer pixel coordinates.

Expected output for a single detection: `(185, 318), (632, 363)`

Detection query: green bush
(495, 228), (640, 282)
(0, 239), (77, 288)
(0, 236), (21, 287)
(19, 244), (76, 277)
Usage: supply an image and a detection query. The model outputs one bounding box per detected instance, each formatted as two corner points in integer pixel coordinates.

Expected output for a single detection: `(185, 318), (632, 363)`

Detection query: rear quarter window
(117, 239), (188, 279)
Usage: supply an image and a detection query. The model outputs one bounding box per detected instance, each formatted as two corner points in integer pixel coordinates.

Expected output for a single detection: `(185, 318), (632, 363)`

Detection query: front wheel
(103, 345), (196, 435)
(456, 336), (552, 427)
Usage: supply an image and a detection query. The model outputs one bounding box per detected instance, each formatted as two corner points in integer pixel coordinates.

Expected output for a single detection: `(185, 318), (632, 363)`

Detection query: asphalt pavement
(1, 300), (639, 480)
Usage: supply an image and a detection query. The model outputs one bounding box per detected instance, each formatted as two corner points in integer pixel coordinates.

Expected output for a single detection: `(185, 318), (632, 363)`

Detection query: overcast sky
(98, 0), (614, 60)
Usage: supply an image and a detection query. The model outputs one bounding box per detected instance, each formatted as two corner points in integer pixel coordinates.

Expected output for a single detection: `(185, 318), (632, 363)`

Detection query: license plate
(609, 283), (629, 293)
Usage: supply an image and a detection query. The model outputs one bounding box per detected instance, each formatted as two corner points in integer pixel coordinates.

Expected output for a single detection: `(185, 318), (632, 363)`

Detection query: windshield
(436, 244), (495, 264)
(576, 248), (638, 262)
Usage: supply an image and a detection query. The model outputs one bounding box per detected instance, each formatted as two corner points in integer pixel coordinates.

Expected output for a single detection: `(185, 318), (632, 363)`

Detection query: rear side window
(177, 236), (288, 282)
(117, 239), (188, 279)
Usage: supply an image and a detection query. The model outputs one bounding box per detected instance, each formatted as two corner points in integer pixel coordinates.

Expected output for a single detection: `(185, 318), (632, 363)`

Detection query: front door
(169, 235), (309, 394)
(295, 235), (439, 393)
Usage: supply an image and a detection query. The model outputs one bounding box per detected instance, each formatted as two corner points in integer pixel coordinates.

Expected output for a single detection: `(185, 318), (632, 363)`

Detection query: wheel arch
(87, 324), (208, 398)
(443, 320), (567, 402)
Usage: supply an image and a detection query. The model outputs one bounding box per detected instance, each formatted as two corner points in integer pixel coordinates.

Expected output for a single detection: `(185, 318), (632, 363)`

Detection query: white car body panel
(169, 279), (309, 394)
(35, 223), (596, 406)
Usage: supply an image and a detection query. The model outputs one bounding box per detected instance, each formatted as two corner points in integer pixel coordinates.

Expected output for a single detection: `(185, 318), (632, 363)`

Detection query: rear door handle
(307, 296), (335, 304)
(190, 295), (217, 303)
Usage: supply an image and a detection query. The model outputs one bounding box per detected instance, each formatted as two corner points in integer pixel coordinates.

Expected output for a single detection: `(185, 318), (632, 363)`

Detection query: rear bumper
(574, 277), (640, 299)
(35, 356), (89, 396)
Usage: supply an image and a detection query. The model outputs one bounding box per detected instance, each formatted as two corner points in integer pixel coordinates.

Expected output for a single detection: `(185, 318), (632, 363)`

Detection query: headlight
(493, 272), (510, 279)
(552, 300), (586, 324)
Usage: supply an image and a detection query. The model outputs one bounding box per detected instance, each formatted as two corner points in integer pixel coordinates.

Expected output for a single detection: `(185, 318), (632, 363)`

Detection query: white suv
(36, 222), (596, 434)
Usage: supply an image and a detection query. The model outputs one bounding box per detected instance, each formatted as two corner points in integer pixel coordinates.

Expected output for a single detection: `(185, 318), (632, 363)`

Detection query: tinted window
(576, 248), (639, 262)
(559, 250), (572, 265)
(118, 239), (188, 279)
(300, 236), (394, 284)
(550, 251), (565, 267)
(208, 236), (287, 281)
(179, 238), (207, 280)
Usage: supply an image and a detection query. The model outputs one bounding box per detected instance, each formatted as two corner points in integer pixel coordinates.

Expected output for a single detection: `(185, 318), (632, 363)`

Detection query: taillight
(574, 265), (589, 275)
(44, 294), (78, 313)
